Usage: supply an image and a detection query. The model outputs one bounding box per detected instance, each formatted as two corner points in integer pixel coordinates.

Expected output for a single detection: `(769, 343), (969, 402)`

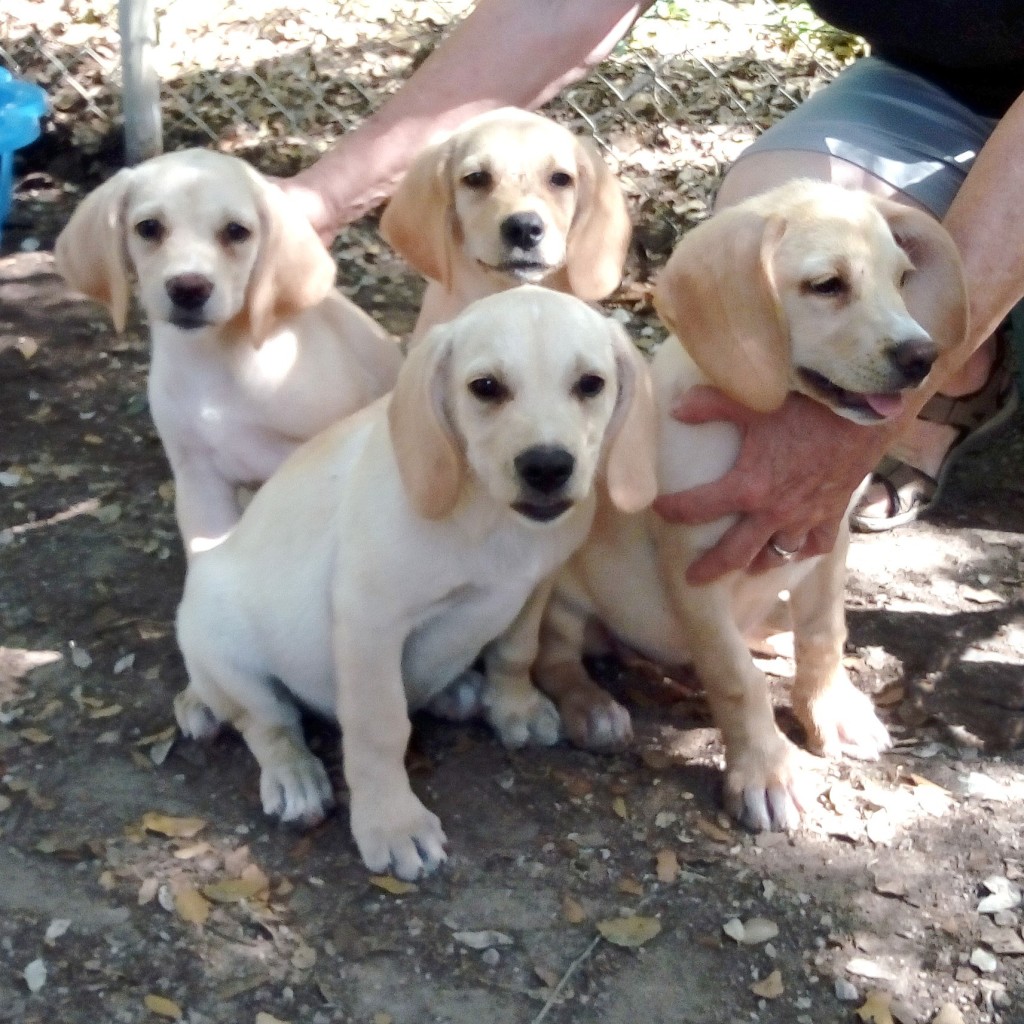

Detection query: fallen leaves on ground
(596, 915), (661, 948)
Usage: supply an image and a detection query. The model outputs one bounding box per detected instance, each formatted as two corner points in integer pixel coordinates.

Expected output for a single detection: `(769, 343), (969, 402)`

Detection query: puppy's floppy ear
(55, 168), (135, 333)
(388, 322), (465, 518)
(237, 169), (337, 345)
(871, 196), (968, 354)
(654, 207), (789, 412)
(602, 324), (659, 513)
(380, 138), (457, 288)
(566, 136), (632, 301)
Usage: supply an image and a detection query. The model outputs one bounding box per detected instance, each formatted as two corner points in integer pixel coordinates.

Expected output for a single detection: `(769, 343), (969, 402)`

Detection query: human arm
(657, 89), (1024, 585)
(281, 0), (652, 240)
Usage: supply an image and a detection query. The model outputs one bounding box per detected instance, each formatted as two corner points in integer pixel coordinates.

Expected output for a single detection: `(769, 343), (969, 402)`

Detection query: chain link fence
(1, 0), (862, 236)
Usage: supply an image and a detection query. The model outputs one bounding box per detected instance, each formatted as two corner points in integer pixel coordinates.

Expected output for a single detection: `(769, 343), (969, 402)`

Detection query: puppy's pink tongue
(864, 392), (906, 419)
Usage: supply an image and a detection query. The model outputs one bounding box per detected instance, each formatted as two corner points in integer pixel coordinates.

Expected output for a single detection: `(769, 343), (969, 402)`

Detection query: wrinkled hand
(653, 387), (892, 585)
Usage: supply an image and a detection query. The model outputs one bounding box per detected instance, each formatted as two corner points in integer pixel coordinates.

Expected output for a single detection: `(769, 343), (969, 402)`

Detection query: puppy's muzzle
(512, 443), (575, 522)
(166, 273), (214, 328)
(887, 336), (939, 387)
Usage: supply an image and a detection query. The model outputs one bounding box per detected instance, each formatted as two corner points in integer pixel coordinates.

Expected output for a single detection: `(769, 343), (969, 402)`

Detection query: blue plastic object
(0, 67), (48, 245)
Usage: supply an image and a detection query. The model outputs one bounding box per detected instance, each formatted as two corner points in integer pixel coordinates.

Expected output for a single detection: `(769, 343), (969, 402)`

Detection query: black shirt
(810, 0), (1024, 117)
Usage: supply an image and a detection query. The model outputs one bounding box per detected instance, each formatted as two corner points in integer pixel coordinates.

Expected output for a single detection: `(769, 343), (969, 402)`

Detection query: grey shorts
(737, 57), (999, 218)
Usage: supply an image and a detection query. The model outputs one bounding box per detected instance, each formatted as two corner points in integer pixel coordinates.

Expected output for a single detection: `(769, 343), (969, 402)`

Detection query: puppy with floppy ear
(174, 286), (658, 879)
(380, 107), (632, 339)
(534, 180), (968, 832)
(56, 148), (402, 558)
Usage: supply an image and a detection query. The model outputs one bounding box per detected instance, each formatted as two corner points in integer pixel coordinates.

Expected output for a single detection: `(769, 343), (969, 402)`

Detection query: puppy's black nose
(501, 211), (545, 251)
(166, 273), (214, 310)
(515, 445), (575, 494)
(888, 337), (938, 386)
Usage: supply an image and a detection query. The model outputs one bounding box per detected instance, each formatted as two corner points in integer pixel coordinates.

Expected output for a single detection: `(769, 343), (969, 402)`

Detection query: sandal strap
(919, 325), (1016, 431)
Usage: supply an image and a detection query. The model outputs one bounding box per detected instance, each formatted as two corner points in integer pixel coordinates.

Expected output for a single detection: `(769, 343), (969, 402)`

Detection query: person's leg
(711, 58), (1009, 528)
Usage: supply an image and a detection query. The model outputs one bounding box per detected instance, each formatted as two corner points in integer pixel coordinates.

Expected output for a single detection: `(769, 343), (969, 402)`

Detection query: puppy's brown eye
(550, 170), (574, 188)
(462, 170), (492, 190)
(807, 275), (846, 297)
(573, 373), (605, 399)
(221, 221), (252, 244)
(468, 375), (510, 403)
(135, 218), (164, 242)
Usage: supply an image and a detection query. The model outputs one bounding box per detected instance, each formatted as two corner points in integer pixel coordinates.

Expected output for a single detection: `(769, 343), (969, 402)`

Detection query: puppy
(380, 107), (632, 339)
(534, 181), (968, 831)
(174, 287), (658, 879)
(55, 148), (402, 557)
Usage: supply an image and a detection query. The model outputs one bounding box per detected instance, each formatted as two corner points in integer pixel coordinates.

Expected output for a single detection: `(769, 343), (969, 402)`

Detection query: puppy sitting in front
(175, 287), (657, 879)
(535, 181), (968, 832)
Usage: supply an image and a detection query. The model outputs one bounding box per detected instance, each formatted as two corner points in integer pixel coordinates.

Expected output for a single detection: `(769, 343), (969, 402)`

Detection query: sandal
(851, 325), (1020, 533)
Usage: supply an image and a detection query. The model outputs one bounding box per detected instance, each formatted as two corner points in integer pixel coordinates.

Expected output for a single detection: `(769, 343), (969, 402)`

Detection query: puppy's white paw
(561, 690), (633, 752)
(174, 685), (221, 740)
(350, 790), (448, 881)
(723, 732), (808, 833)
(259, 749), (334, 825)
(484, 686), (561, 748)
(428, 669), (486, 722)
(795, 675), (892, 761)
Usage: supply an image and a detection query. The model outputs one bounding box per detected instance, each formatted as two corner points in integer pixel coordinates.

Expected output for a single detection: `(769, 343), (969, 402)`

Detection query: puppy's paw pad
(174, 687), (221, 740)
(486, 692), (561, 748)
(352, 795), (448, 881)
(428, 670), (485, 722)
(260, 753), (334, 824)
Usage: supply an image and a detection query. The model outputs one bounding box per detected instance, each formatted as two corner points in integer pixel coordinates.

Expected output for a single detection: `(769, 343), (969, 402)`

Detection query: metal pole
(119, 0), (162, 164)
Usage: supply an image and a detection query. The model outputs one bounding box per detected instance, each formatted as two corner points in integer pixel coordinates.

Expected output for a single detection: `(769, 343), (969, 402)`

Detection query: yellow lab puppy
(56, 148), (402, 557)
(534, 181), (968, 831)
(380, 108), (632, 339)
(175, 288), (657, 878)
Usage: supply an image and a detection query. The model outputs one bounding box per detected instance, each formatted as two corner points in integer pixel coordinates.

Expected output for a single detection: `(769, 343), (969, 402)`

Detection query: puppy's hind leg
(178, 653), (334, 825)
(534, 593), (633, 752)
(789, 532), (892, 761)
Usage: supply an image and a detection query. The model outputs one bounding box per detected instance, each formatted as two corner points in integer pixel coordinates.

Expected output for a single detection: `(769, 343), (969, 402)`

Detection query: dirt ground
(2, 181), (1023, 1024)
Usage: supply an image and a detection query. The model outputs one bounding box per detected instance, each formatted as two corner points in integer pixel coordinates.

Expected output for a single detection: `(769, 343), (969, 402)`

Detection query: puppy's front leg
(167, 451), (244, 558)
(480, 580), (562, 748)
(334, 623), (447, 880)
(658, 537), (806, 831)
(789, 529), (892, 761)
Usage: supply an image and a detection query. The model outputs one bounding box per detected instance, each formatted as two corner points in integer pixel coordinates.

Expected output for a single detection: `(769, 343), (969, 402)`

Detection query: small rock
(969, 947), (998, 973)
(834, 978), (859, 1002)
(978, 876), (1021, 915)
(23, 959), (46, 992)
(481, 948), (500, 967)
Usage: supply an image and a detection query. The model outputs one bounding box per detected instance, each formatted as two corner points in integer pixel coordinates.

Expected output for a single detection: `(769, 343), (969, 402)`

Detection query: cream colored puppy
(56, 148), (402, 557)
(535, 181), (968, 831)
(175, 287), (657, 879)
(380, 108), (632, 339)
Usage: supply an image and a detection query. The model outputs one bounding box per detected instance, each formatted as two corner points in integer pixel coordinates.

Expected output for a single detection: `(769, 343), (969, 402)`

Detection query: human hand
(653, 387), (890, 585)
(271, 174), (337, 245)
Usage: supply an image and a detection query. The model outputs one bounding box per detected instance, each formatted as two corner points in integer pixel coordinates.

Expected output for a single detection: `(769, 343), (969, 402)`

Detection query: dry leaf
(141, 812), (208, 838)
(617, 877), (644, 896)
(856, 990), (895, 1024)
(202, 866), (269, 903)
(372, 1015), (394, 1024)
(174, 885), (211, 925)
(369, 875), (417, 895)
(453, 930), (514, 950)
(750, 969), (784, 999)
(694, 815), (732, 843)
(655, 849), (680, 883)
(562, 894), (586, 924)
(930, 1005), (965, 1024)
(611, 796), (628, 819)
(18, 727), (52, 744)
(144, 994), (183, 1019)
(596, 915), (661, 947)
